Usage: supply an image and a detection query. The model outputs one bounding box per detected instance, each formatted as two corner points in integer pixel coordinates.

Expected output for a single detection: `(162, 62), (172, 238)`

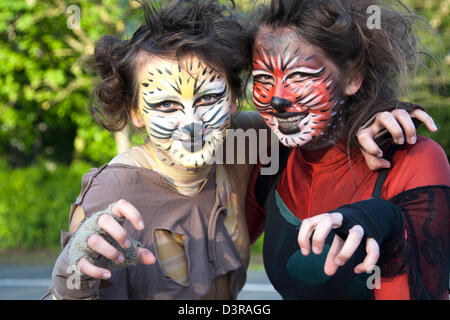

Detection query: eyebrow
(142, 91), (182, 103)
(252, 69), (273, 75)
(195, 82), (227, 97)
(142, 81), (226, 103)
(287, 66), (325, 75)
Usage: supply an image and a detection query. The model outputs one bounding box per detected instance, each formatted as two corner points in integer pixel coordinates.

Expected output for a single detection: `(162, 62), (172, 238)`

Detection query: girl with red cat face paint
(246, 0), (449, 300)
(252, 29), (346, 149)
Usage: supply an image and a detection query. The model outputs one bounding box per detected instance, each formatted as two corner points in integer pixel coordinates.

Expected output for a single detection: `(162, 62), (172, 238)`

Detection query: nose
(270, 97), (291, 113)
(182, 122), (203, 139)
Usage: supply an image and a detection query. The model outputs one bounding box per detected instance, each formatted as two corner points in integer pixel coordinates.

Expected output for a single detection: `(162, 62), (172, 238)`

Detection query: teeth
(276, 115), (304, 127)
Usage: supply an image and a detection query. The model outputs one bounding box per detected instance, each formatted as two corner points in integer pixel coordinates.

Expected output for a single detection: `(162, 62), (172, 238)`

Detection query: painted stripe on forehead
(194, 77), (206, 95)
(255, 49), (322, 74)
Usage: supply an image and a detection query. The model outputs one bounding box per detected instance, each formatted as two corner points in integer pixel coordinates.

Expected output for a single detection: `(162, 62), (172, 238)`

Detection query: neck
(143, 141), (213, 187)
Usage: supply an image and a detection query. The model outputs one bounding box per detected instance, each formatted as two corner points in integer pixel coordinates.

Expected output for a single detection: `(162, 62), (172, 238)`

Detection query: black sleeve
(389, 185), (449, 300)
(333, 198), (404, 246)
(334, 185), (449, 300)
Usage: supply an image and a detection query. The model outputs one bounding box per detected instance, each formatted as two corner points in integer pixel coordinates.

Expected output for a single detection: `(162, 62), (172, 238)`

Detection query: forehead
(253, 27), (331, 68)
(137, 54), (227, 100)
(137, 54), (222, 82)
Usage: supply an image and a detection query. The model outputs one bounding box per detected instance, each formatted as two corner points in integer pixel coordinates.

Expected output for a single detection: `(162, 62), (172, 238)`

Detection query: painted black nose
(270, 97), (291, 112)
(183, 122), (202, 138)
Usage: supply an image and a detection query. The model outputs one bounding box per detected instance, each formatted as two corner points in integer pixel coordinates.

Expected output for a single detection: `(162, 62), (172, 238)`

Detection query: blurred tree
(400, 0), (449, 155)
(0, 0), (447, 170)
(0, 0), (145, 167)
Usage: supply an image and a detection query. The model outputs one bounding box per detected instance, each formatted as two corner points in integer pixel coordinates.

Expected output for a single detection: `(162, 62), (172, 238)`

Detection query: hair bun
(94, 35), (128, 79)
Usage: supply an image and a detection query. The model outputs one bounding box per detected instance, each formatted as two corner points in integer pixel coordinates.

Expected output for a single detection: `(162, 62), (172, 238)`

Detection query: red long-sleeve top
(246, 136), (449, 299)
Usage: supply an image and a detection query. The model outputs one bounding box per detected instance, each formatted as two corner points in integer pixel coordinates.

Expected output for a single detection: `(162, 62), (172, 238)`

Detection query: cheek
(220, 99), (233, 114)
(291, 80), (336, 113)
(253, 82), (273, 106)
(307, 107), (336, 137)
(198, 103), (231, 131)
(145, 113), (180, 137)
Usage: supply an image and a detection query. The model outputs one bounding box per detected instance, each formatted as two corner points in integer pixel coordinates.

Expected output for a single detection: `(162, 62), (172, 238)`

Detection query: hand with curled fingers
(68, 199), (155, 280)
(298, 199), (404, 277)
(358, 108), (437, 171)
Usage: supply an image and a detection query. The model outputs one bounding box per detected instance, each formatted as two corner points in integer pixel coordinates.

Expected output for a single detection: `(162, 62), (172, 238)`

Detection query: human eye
(285, 72), (309, 82)
(253, 74), (274, 85)
(155, 101), (181, 112)
(196, 91), (225, 107)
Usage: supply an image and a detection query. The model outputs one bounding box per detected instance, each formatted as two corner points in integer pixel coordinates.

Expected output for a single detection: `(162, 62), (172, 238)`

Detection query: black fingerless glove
(333, 199), (404, 245)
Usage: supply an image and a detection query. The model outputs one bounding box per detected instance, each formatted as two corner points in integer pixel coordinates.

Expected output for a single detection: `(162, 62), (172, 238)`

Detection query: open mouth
(275, 112), (308, 135)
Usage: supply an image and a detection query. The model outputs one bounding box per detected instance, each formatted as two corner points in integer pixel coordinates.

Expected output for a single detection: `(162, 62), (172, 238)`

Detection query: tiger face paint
(252, 29), (345, 149)
(136, 55), (232, 169)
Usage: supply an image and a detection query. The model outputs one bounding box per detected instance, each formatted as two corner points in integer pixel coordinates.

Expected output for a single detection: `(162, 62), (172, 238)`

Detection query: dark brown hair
(252, 0), (425, 149)
(89, 0), (251, 132)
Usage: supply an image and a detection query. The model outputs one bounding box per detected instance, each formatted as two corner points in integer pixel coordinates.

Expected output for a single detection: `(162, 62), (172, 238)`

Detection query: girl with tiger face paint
(246, 0), (448, 301)
(134, 55), (234, 170)
(252, 28), (348, 149)
(47, 0), (257, 300)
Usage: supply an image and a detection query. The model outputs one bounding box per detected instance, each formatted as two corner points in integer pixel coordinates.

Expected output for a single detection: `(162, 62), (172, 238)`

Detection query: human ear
(344, 72), (363, 96)
(131, 109), (145, 128)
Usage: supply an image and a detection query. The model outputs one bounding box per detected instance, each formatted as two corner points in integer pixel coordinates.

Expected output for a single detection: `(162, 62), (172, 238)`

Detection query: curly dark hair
(251, 0), (426, 150)
(89, 0), (251, 132)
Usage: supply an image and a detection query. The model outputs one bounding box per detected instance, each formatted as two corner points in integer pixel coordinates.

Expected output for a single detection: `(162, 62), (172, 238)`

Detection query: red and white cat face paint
(252, 29), (345, 148)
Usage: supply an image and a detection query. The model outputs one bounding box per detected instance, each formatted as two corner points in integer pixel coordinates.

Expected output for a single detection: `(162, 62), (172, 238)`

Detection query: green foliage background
(0, 0), (448, 251)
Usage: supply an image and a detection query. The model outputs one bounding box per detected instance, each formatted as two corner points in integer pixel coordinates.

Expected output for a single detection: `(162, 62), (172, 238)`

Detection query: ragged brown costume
(43, 112), (266, 300)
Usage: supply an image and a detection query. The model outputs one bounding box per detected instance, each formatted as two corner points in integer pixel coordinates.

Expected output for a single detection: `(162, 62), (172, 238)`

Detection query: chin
(169, 129), (225, 169)
(265, 113), (315, 148)
(271, 124), (313, 148)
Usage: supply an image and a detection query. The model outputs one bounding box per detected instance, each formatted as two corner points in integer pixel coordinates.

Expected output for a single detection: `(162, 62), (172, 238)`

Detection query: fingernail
(409, 136), (416, 144)
(397, 137), (404, 144)
(124, 239), (131, 248)
(117, 255), (125, 264)
(432, 123), (438, 131)
(138, 221), (145, 230)
(335, 258), (343, 266)
(103, 273), (111, 279)
(300, 248), (308, 256)
(377, 152), (383, 158)
(312, 246), (320, 254)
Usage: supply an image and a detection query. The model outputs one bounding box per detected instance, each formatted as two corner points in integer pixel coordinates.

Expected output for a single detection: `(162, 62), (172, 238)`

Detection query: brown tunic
(53, 162), (250, 299)
(44, 111), (268, 300)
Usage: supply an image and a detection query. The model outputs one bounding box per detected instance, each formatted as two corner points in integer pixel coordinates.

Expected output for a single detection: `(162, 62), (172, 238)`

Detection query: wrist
(333, 199), (403, 245)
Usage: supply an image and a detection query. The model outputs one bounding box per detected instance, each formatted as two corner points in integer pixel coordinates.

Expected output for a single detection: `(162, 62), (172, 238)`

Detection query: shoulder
(109, 145), (153, 169)
(401, 136), (445, 157)
(389, 136), (450, 190)
(394, 136), (448, 169)
(77, 163), (147, 216)
(231, 111), (267, 131)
